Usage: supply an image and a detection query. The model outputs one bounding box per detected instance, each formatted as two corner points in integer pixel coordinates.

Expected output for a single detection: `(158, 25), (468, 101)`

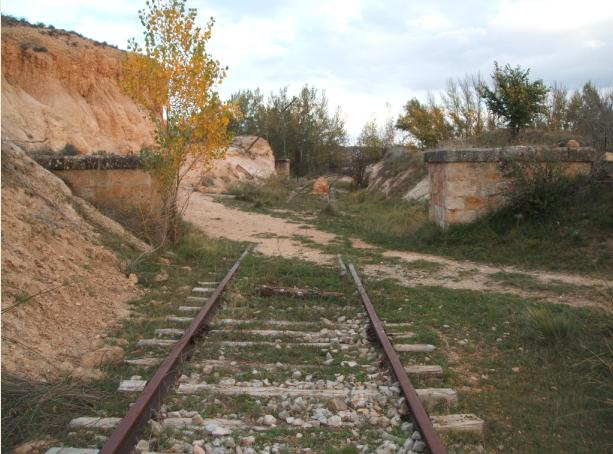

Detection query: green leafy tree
(351, 118), (386, 186)
(566, 82), (613, 152)
(480, 62), (549, 137)
(229, 85), (347, 176)
(545, 84), (569, 131)
(228, 89), (265, 135)
(122, 0), (236, 243)
(396, 97), (452, 149)
(443, 74), (485, 138)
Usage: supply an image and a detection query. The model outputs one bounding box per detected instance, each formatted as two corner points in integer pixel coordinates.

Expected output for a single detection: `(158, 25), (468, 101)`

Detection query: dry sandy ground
(183, 191), (611, 309)
(182, 191), (336, 264)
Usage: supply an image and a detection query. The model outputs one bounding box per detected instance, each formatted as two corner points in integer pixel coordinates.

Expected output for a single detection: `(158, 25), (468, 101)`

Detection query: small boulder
(262, 414), (277, 426)
(240, 436), (256, 447)
(192, 414), (205, 425)
(330, 398), (348, 411)
(312, 177), (330, 196)
(565, 139), (580, 148)
(135, 440), (149, 453)
(12, 440), (52, 454)
(153, 271), (169, 283)
(327, 415), (342, 427)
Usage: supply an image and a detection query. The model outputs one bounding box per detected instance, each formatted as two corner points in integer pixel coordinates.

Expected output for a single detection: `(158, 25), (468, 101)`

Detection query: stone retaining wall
(424, 147), (595, 228)
(35, 155), (163, 239)
(275, 159), (291, 178)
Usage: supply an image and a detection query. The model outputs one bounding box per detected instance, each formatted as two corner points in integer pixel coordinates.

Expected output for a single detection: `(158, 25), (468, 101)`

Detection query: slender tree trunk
(161, 182), (179, 245)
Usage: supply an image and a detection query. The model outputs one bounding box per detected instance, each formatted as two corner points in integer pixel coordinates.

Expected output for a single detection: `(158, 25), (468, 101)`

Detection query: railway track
(48, 248), (483, 454)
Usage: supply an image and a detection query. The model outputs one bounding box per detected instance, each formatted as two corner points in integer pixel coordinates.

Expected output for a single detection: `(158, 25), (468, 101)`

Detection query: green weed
(523, 307), (579, 346)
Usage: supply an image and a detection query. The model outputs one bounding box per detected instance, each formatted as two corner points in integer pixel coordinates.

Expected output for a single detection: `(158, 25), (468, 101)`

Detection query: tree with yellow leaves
(122, 0), (236, 243)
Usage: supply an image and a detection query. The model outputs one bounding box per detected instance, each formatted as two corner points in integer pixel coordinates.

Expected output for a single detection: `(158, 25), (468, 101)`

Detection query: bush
(1, 374), (102, 451)
(228, 175), (292, 206)
(60, 143), (80, 156)
(504, 155), (584, 220)
(524, 307), (578, 346)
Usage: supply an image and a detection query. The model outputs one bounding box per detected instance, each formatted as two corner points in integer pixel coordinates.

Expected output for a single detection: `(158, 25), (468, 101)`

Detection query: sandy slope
(1, 143), (148, 380)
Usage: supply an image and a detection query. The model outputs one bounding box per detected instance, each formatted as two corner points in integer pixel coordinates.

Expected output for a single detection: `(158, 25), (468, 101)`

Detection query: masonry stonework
(35, 155), (163, 238)
(424, 147), (595, 228)
(275, 159), (291, 178)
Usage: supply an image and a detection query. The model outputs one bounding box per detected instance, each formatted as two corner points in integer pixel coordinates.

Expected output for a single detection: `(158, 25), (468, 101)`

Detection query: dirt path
(183, 191), (335, 264)
(183, 192), (610, 309)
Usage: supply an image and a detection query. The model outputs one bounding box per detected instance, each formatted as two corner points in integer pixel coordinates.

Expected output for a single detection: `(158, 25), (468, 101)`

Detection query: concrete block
(125, 357), (161, 367)
(394, 344), (436, 353)
(118, 379), (147, 392)
(154, 328), (184, 337)
(46, 448), (100, 454)
(68, 417), (122, 430)
(415, 388), (458, 408)
(137, 339), (176, 347)
(405, 365), (443, 377)
(431, 413), (485, 436)
(185, 296), (207, 304)
(166, 316), (193, 323)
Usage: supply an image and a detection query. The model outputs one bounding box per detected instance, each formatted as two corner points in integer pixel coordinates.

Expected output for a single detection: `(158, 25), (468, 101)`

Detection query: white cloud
(492, 0), (613, 31)
(2, 0), (613, 139)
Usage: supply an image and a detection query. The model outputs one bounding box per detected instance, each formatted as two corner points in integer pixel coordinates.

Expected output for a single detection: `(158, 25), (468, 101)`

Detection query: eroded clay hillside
(1, 143), (148, 380)
(1, 18), (155, 155)
(183, 136), (277, 193)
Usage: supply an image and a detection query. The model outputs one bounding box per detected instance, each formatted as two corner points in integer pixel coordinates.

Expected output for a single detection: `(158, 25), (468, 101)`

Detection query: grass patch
(524, 307), (580, 346)
(363, 277), (613, 453)
(223, 177), (612, 276)
(1, 375), (104, 452)
(488, 272), (612, 305)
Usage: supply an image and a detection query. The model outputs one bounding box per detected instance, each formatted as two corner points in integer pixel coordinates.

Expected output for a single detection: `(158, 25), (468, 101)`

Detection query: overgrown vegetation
(367, 280), (613, 453)
(504, 155), (587, 220)
(225, 175), (612, 276)
(411, 179), (612, 275)
(4, 212), (610, 452)
(1, 375), (104, 452)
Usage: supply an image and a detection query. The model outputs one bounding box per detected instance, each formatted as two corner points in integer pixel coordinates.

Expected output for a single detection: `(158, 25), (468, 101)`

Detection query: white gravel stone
(262, 415), (277, 426)
(327, 415), (342, 427)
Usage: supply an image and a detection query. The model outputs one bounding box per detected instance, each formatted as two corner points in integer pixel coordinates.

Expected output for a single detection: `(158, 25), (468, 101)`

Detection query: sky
(2, 0), (613, 141)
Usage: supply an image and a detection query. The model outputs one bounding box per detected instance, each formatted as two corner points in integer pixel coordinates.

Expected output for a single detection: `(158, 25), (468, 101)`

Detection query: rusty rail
(348, 263), (446, 454)
(101, 246), (251, 454)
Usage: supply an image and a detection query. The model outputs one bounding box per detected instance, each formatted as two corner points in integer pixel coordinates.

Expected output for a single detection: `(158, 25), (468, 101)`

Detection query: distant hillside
(1, 15), (155, 155)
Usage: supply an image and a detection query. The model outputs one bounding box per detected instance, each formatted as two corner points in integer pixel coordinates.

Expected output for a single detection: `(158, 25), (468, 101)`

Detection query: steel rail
(101, 246), (251, 454)
(348, 263), (446, 454)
